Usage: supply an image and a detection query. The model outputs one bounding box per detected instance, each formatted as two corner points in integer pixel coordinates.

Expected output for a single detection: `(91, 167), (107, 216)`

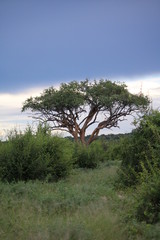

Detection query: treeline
(65, 132), (132, 142)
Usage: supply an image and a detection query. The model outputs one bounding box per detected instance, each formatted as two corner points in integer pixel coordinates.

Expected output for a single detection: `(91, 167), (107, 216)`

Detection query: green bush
(129, 143), (160, 224)
(134, 171), (160, 223)
(105, 137), (127, 162)
(74, 140), (105, 168)
(0, 125), (74, 182)
(116, 111), (160, 187)
(113, 111), (160, 224)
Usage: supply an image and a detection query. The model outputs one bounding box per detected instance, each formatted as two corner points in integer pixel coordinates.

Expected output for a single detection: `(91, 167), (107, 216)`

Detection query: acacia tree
(22, 79), (150, 145)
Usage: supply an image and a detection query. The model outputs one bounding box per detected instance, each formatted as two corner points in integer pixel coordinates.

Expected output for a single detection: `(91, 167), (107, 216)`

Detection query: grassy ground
(0, 163), (160, 240)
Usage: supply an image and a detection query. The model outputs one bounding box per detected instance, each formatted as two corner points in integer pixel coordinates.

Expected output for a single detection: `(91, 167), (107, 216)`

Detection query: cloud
(124, 74), (160, 109)
(0, 87), (45, 139)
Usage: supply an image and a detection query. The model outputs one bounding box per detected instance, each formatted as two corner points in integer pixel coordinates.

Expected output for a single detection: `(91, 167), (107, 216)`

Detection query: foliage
(0, 164), (129, 240)
(73, 140), (106, 168)
(116, 110), (160, 187)
(0, 163), (160, 240)
(104, 137), (127, 162)
(0, 125), (74, 182)
(22, 79), (149, 145)
(134, 170), (160, 223)
(112, 110), (160, 224)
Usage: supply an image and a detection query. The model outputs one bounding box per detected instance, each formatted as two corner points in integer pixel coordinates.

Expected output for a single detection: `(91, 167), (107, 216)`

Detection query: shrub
(134, 171), (160, 223)
(105, 137), (127, 162)
(74, 140), (105, 168)
(113, 111), (160, 224)
(130, 143), (160, 223)
(116, 110), (160, 187)
(0, 125), (74, 182)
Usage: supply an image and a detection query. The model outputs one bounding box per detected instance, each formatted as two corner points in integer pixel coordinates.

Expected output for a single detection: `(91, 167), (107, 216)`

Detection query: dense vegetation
(0, 125), (74, 182)
(116, 111), (160, 187)
(0, 125), (107, 182)
(0, 110), (160, 239)
(110, 110), (160, 224)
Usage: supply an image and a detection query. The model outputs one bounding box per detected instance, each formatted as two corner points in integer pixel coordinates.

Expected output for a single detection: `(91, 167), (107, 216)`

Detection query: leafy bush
(113, 111), (160, 224)
(129, 143), (160, 224)
(74, 140), (105, 168)
(0, 125), (74, 182)
(105, 137), (127, 162)
(116, 110), (160, 187)
(134, 171), (160, 223)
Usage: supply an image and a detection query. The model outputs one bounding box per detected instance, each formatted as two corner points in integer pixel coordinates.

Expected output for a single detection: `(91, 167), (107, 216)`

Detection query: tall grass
(0, 163), (160, 239)
(0, 164), (126, 240)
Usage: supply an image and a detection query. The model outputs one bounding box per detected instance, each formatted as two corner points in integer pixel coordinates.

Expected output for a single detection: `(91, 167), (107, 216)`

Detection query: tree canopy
(22, 79), (150, 145)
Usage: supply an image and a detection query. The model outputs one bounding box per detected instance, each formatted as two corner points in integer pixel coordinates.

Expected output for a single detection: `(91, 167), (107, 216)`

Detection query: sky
(0, 0), (160, 139)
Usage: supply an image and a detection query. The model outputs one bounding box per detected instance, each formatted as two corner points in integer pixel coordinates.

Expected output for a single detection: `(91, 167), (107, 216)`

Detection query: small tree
(22, 79), (149, 145)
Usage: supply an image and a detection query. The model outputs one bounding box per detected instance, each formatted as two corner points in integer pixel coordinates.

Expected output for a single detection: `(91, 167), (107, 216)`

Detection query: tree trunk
(87, 128), (100, 145)
(80, 129), (87, 146)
